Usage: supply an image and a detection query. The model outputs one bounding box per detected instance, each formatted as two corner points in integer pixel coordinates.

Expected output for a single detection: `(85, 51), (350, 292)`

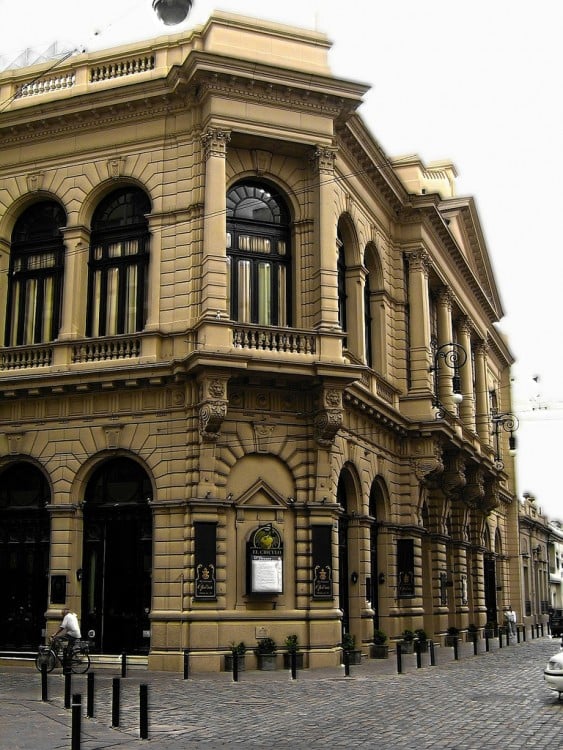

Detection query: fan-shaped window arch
(87, 187), (151, 337)
(5, 201), (66, 346)
(226, 181), (291, 326)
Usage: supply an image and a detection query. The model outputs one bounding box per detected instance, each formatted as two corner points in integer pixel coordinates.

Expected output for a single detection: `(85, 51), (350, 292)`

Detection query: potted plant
(283, 634), (304, 669)
(400, 629), (415, 654)
(225, 641), (246, 672)
(371, 629), (389, 659)
(341, 632), (362, 665)
(445, 626), (460, 647)
(414, 627), (428, 653)
(255, 637), (277, 670)
(466, 624), (479, 642)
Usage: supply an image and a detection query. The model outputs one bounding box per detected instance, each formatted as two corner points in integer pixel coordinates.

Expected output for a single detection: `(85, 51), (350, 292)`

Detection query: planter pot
(371, 644), (389, 659)
(224, 654), (245, 672)
(400, 641), (414, 654)
(283, 652), (304, 669)
(257, 654), (277, 671)
(342, 649), (362, 665)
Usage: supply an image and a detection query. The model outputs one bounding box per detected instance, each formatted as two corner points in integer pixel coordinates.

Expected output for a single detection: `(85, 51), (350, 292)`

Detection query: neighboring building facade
(548, 520), (563, 611)
(0, 12), (521, 671)
(518, 495), (551, 626)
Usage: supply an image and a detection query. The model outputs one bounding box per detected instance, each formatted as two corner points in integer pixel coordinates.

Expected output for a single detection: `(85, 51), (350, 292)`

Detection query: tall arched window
(337, 231), (347, 340)
(87, 187), (151, 337)
(226, 181), (291, 326)
(5, 201), (66, 346)
(364, 274), (373, 367)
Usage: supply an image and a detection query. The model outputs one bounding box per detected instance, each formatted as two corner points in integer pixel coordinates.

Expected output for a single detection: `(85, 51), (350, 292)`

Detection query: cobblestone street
(2, 637), (561, 749)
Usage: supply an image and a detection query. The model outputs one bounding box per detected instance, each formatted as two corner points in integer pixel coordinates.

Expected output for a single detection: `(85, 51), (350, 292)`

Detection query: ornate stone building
(0, 12), (520, 670)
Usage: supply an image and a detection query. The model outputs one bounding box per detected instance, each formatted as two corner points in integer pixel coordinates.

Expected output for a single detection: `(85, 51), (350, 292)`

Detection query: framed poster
(247, 525), (283, 594)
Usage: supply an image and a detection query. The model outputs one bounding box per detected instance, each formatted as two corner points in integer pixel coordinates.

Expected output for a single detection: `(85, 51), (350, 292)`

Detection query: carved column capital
(410, 438), (444, 484)
(314, 387), (343, 447)
(311, 145), (337, 174)
(198, 376), (229, 442)
(201, 127), (231, 160)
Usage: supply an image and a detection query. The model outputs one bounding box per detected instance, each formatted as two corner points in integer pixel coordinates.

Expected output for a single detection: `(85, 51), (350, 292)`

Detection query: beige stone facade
(0, 12), (521, 671)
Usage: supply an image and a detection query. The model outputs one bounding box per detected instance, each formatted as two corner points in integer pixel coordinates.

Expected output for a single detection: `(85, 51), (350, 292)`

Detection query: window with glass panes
(226, 182), (291, 326)
(5, 201), (66, 346)
(87, 188), (151, 337)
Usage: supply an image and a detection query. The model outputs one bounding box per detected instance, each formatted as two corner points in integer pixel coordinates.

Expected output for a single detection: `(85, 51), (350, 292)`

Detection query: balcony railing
(72, 337), (141, 362)
(233, 325), (316, 354)
(1, 345), (53, 370)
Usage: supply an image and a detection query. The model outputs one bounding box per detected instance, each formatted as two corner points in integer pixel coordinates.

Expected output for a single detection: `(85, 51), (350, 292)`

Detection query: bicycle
(35, 637), (91, 674)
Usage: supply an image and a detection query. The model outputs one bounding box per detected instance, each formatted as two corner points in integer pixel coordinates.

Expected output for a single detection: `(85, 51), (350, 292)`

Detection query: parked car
(544, 649), (563, 699)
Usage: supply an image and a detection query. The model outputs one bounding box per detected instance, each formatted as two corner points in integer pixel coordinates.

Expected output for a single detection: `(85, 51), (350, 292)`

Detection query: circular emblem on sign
(252, 525), (281, 550)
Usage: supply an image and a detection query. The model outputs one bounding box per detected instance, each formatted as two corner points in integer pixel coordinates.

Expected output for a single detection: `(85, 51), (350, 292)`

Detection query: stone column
(201, 127), (231, 320)
(311, 146), (340, 337)
(474, 342), (491, 445)
(406, 250), (432, 395)
(435, 287), (457, 411)
(345, 263), (367, 362)
(59, 225), (90, 339)
(457, 316), (476, 431)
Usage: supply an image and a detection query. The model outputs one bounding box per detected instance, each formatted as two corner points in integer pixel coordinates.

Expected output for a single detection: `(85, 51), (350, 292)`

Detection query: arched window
(5, 201), (66, 346)
(87, 187), (151, 337)
(226, 181), (291, 326)
(364, 273), (372, 367)
(337, 231), (347, 340)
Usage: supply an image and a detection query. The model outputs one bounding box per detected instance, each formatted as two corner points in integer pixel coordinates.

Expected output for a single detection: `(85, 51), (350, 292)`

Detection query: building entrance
(81, 458), (152, 654)
(0, 463), (50, 651)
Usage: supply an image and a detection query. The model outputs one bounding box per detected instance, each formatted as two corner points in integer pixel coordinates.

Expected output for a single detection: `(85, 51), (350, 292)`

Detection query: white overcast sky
(1, 1), (561, 521)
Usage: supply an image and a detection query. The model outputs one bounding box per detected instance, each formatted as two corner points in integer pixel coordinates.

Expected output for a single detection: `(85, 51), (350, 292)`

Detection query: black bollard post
(290, 650), (297, 680)
(71, 694), (82, 750)
(140, 684), (148, 740)
(41, 661), (48, 702)
(112, 677), (120, 727)
(541, 623), (544, 637)
(522, 625), (526, 642)
(232, 653), (239, 682)
(343, 649), (350, 677)
(536, 623), (540, 639)
(415, 640), (422, 669)
(64, 672), (72, 709)
(429, 640), (436, 667)
(506, 628), (510, 647)
(453, 637), (459, 661)
(485, 633), (490, 652)
(396, 644), (402, 674)
(121, 652), (127, 678)
(499, 629), (503, 649)
(473, 636), (478, 656)
(517, 625), (521, 644)
(86, 672), (94, 718)
(183, 650), (189, 680)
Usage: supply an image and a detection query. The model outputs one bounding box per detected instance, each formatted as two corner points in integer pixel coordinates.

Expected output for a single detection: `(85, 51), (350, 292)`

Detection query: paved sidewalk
(1, 636), (562, 749)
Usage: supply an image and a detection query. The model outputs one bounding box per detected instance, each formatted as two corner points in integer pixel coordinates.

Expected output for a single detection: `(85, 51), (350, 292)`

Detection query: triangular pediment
(237, 478), (287, 508)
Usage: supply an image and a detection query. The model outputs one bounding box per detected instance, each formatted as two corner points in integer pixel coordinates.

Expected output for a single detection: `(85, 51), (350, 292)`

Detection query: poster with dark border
(194, 522), (217, 600)
(312, 525), (333, 599)
(397, 538), (415, 598)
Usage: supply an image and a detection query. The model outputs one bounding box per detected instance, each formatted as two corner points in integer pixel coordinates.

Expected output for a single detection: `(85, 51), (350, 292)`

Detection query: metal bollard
(112, 677), (120, 727)
(453, 637), (459, 661)
(64, 672), (72, 709)
(396, 644), (402, 674)
(71, 694), (82, 750)
(473, 636), (478, 656)
(140, 684), (148, 740)
(485, 633), (490, 652)
(517, 625), (521, 644)
(541, 623), (544, 637)
(86, 672), (94, 718)
(415, 640), (422, 669)
(290, 650), (297, 680)
(121, 652), (127, 678)
(343, 649), (350, 677)
(506, 628), (510, 647)
(232, 653), (239, 682)
(522, 625), (526, 642)
(499, 630), (503, 649)
(183, 649), (189, 680)
(429, 640), (436, 666)
(41, 661), (48, 702)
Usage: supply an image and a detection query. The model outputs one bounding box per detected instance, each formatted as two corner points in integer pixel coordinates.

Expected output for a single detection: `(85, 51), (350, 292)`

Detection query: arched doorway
(82, 458), (152, 654)
(0, 463), (50, 650)
(368, 480), (386, 630)
(337, 475), (350, 635)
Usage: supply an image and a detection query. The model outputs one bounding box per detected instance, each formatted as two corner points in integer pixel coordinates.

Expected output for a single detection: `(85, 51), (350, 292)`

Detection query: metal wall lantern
(430, 339), (467, 417)
(152, 0), (194, 25)
(491, 409), (519, 470)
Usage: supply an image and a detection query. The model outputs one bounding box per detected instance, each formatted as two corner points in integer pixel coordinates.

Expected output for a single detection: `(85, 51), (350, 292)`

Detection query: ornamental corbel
(314, 387), (343, 447)
(410, 438), (444, 485)
(198, 376), (229, 442)
(462, 466), (485, 509)
(441, 453), (467, 498)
